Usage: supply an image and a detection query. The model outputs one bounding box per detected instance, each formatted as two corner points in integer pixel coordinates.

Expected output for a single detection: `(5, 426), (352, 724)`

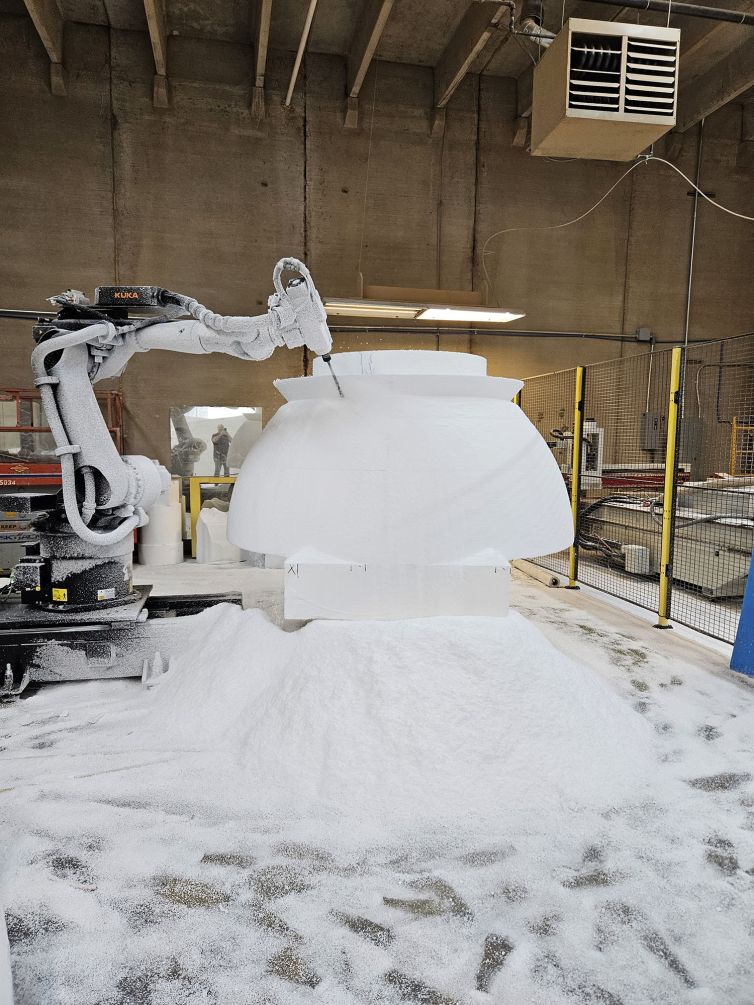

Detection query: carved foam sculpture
(228, 350), (573, 619)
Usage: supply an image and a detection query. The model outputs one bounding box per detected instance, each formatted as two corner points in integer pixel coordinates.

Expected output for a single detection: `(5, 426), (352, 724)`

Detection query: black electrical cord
(577, 494), (640, 566)
(579, 492), (737, 577)
(648, 496), (736, 529)
(328, 325), (754, 345)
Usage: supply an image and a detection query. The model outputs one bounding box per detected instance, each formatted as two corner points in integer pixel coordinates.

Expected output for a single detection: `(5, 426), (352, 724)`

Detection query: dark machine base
(0, 590), (243, 696)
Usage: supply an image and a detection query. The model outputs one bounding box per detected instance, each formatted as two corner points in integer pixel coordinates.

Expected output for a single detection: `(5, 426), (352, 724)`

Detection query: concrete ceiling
(39, 0), (754, 72)
(4, 0), (754, 134)
(49, 0), (478, 65)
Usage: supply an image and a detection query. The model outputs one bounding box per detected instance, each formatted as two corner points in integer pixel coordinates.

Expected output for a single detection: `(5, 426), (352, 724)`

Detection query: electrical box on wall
(531, 19), (680, 161)
(641, 410), (666, 451)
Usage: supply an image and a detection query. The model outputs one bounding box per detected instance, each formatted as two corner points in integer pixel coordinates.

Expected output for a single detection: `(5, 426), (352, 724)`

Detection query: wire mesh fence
(520, 333), (754, 646)
(671, 336), (754, 642)
(518, 367), (577, 580)
(575, 349), (676, 616)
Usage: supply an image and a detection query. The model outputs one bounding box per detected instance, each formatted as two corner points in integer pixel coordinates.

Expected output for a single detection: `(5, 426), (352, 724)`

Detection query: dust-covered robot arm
(32, 258), (331, 548)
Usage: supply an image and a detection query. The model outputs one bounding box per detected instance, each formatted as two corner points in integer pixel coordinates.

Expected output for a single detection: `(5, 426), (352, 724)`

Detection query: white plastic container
(139, 476), (183, 566)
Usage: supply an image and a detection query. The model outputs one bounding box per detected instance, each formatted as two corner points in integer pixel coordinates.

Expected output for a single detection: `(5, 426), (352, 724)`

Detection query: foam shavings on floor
(1, 568), (753, 1004)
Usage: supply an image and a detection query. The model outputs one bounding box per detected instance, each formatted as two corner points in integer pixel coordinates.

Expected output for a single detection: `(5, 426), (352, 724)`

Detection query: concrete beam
(434, 1), (508, 110)
(252, 0), (272, 119)
(737, 94), (754, 169)
(22, 0), (66, 94)
(676, 35), (754, 132)
(22, 0), (63, 62)
(144, 0), (167, 75)
(512, 115), (529, 147)
(143, 0), (168, 106)
(285, 0), (318, 107)
(663, 128), (684, 161)
(517, 67), (533, 118)
(348, 0), (394, 98)
(431, 106), (446, 138)
(153, 73), (169, 107)
(344, 95), (359, 128)
(679, 0), (754, 77)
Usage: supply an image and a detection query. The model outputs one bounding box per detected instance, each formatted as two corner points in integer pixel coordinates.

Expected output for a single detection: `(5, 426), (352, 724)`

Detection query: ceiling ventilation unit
(530, 19), (680, 161)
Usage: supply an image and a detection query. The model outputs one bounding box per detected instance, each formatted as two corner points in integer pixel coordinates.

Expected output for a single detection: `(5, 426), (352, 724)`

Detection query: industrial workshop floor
(2, 565), (753, 1005)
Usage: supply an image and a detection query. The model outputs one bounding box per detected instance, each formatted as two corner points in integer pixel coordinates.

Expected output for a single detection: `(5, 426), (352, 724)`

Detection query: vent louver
(532, 19), (680, 161)
(624, 37), (677, 115)
(568, 33), (622, 112)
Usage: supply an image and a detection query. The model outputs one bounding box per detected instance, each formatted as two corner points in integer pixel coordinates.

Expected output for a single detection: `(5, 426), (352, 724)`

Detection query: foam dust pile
(145, 604), (653, 834)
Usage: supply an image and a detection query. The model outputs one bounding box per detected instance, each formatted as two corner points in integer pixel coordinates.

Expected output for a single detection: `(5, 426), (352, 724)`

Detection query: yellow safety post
(567, 366), (586, 589)
(189, 476), (236, 558)
(656, 347), (683, 628)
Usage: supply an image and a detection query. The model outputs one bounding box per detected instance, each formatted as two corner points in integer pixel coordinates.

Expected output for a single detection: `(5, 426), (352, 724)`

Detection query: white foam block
(196, 508), (242, 564)
(284, 560), (510, 620)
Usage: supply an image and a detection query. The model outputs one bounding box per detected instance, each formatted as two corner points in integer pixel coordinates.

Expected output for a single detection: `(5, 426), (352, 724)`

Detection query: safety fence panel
(670, 334), (754, 643)
(519, 367), (577, 580)
(521, 334), (754, 646)
(575, 349), (677, 616)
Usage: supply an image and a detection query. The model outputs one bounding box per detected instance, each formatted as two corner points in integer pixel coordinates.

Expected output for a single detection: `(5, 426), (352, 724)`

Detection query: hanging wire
(482, 161), (643, 291)
(482, 155), (754, 297)
(651, 155), (754, 221)
(357, 63), (379, 278)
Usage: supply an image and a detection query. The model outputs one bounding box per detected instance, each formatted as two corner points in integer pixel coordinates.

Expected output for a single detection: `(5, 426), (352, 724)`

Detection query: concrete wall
(0, 14), (752, 465)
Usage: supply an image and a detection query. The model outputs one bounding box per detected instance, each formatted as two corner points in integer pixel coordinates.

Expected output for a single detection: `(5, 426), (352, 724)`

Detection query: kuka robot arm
(31, 258), (332, 548)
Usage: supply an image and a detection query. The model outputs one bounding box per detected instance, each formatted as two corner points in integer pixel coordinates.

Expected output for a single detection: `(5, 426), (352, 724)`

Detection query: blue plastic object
(730, 549), (754, 676)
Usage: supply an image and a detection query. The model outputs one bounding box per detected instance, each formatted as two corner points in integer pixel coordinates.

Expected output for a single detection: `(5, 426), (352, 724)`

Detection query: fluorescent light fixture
(417, 307), (526, 323)
(324, 299), (525, 324)
(324, 299), (422, 319)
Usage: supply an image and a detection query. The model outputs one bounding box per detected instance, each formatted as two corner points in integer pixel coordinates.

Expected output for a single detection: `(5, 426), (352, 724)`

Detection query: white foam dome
(228, 351), (572, 565)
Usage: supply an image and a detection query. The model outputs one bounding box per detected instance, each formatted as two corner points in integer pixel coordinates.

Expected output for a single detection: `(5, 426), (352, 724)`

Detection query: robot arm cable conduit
(31, 323), (144, 546)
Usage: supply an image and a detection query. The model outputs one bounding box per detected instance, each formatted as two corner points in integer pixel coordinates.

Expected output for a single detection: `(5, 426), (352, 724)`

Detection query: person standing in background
(211, 423), (232, 477)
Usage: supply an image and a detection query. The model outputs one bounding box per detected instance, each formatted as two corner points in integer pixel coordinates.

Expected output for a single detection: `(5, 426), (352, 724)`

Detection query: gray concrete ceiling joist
(677, 34), (754, 131)
(676, 0), (754, 91)
(344, 0), (395, 128)
(252, 0), (273, 120)
(433, 0), (510, 132)
(143, 0), (169, 107)
(516, 67), (533, 118)
(22, 0), (66, 95)
(285, 0), (319, 107)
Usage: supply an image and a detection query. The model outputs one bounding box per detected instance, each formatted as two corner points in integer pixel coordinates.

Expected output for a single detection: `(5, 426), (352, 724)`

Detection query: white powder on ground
(145, 604), (654, 835)
(6, 577), (754, 1005)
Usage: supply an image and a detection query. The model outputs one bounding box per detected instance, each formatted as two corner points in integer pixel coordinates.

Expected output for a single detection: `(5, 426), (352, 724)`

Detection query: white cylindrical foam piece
(139, 541), (184, 566)
(139, 476), (183, 565)
(312, 350), (486, 377)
